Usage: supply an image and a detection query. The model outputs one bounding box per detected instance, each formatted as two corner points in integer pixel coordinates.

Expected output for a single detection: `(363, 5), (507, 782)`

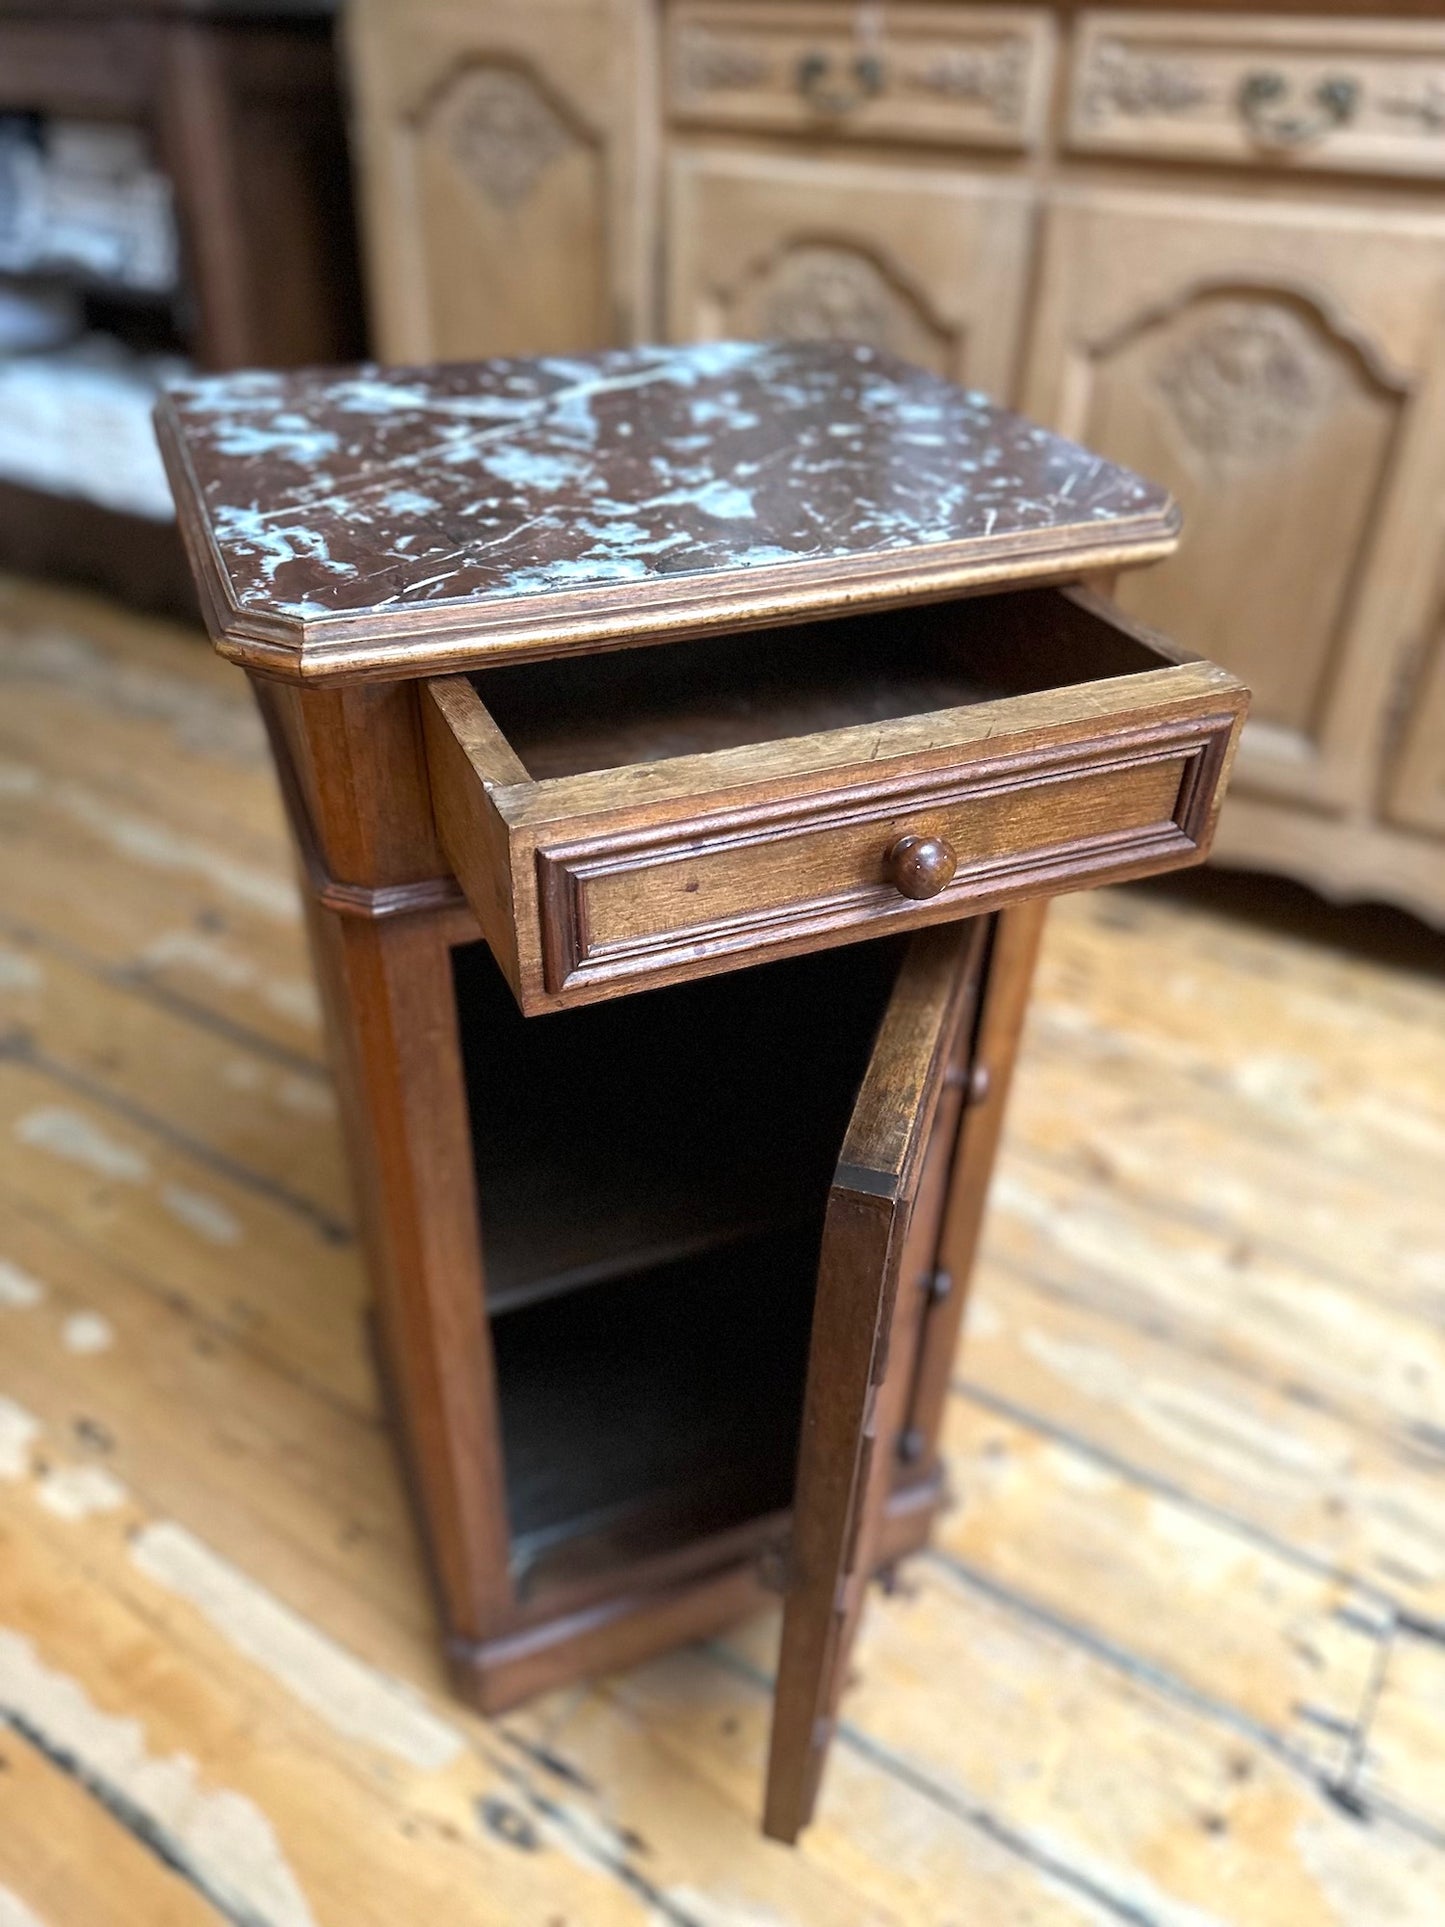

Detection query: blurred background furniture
(0, 0), (365, 612)
(345, 0), (1445, 921)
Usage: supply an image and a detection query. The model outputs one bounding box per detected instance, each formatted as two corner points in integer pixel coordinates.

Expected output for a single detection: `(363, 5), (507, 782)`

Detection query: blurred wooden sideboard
(344, 0), (1445, 921)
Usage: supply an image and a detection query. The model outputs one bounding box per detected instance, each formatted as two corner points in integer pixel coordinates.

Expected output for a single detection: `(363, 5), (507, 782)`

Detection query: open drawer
(423, 586), (1247, 1014)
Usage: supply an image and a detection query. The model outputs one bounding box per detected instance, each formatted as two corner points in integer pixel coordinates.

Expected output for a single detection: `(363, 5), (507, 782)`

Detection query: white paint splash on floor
(1019, 1326), (1338, 1492)
(0, 1262), (45, 1309)
(14, 1108), (149, 1184)
(142, 930), (321, 1030)
(130, 1523), (463, 1772)
(965, 1292), (1003, 1340)
(61, 1312), (115, 1355)
(1297, 1806), (1445, 1927)
(0, 1884), (48, 1927)
(35, 1464), (129, 1521)
(14, 1110), (245, 1252)
(0, 1398), (40, 1480)
(276, 1076), (335, 1121)
(222, 1059), (335, 1120)
(657, 1889), (791, 1927)
(160, 1185), (242, 1248)
(0, 625), (266, 765)
(52, 780), (298, 924)
(0, 1630), (316, 1927)
(0, 948), (42, 992)
(144, 930), (254, 992)
(0, 758), (40, 796)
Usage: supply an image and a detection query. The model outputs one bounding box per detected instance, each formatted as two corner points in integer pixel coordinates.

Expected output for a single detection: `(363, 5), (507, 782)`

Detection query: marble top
(157, 340), (1179, 681)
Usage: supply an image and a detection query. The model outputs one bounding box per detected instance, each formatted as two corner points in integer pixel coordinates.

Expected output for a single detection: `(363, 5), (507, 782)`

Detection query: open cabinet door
(763, 920), (986, 1842)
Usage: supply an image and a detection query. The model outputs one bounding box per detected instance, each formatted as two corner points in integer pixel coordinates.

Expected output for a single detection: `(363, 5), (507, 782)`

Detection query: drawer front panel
(536, 712), (1233, 996)
(1070, 14), (1445, 179)
(667, 2), (1054, 151)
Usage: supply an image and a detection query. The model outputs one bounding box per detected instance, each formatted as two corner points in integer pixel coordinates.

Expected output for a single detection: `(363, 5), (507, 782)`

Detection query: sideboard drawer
(423, 589), (1247, 1014)
(1070, 13), (1445, 180)
(667, 1), (1055, 153)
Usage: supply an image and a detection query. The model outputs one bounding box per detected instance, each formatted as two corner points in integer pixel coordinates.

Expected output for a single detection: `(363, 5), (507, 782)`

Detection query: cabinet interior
(451, 935), (907, 1596)
(469, 588), (1164, 781)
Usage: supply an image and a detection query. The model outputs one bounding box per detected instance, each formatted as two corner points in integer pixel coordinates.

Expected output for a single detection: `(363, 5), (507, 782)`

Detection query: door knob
(886, 834), (957, 900)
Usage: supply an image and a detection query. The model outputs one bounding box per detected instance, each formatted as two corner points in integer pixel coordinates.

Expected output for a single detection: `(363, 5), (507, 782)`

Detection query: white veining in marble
(164, 341), (1172, 624)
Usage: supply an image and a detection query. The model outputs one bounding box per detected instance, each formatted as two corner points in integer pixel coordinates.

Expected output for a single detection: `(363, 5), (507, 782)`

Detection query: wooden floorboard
(0, 572), (1442, 1924)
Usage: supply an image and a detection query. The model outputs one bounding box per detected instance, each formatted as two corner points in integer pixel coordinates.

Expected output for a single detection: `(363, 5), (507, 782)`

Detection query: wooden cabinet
(1389, 572), (1445, 837)
(158, 340), (1245, 1838)
(667, 147), (1035, 390)
(1021, 186), (1445, 819)
(344, 0), (1445, 923)
(345, 0), (653, 360)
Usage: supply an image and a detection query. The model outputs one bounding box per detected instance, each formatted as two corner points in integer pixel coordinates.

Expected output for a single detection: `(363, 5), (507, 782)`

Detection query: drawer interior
(468, 588), (1170, 780)
(450, 935), (908, 1595)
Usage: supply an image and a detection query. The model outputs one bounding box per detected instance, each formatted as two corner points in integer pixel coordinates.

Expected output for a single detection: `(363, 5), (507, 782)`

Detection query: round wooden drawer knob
(886, 834), (957, 900)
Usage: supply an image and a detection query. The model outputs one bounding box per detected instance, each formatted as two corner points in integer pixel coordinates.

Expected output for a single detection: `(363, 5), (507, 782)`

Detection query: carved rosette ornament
(677, 28), (769, 93)
(909, 39), (1028, 123)
(446, 67), (572, 212)
(753, 247), (905, 353)
(1380, 78), (1445, 134)
(1082, 39), (1210, 120)
(1156, 302), (1334, 463)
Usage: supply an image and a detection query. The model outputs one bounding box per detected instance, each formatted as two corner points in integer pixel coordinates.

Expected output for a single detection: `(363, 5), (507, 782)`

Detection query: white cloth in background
(0, 336), (187, 520)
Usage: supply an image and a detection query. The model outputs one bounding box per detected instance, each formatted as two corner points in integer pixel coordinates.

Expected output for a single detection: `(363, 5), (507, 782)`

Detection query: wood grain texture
(262, 550), (1051, 1751)
(425, 587), (1245, 1012)
(1, 573), (1442, 1918)
(765, 922), (982, 1840)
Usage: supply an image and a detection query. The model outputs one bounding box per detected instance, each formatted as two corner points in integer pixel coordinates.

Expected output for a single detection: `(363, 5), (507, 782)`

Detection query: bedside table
(158, 339), (1247, 1839)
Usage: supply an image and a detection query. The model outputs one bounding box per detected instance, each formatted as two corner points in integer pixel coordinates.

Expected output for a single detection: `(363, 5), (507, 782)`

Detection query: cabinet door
(1023, 187), (1445, 813)
(765, 919), (984, 1843)
(667, 146), (1035, 396)
(1388, 544), (1445, 836)
(345, 0), (650, 361)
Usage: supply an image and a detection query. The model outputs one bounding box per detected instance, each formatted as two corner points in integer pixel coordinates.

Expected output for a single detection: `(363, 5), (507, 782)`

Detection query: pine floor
(0, 571), (1443, 1927)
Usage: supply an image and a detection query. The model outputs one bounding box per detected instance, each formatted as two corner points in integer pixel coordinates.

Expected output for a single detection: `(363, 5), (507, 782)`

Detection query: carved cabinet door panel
(345, 0), (652, 362)
(1387, 542), (1445, 837)
(1022, 186), (1445, 814)
(666, 146), (1036, 398)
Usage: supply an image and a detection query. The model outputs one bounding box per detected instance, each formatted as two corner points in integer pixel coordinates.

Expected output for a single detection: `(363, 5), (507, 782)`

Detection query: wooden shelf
(494, 1226), (821, 1597)
(452, 933), (905, 1317)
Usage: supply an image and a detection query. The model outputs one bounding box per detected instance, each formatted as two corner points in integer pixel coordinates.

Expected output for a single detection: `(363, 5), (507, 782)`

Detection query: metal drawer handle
(796, 49), (886, 116)
(886, 834), (957, 900)
(1237, 70), (1359, 147)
